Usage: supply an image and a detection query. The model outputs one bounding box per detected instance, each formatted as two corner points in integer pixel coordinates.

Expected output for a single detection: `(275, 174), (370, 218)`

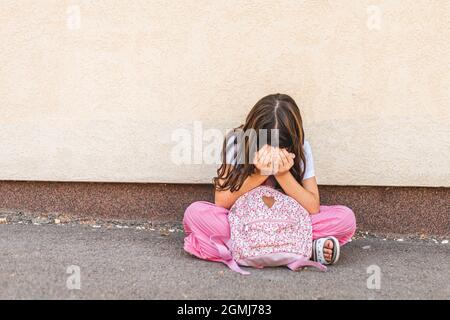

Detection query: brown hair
(213, 93), (306, 192)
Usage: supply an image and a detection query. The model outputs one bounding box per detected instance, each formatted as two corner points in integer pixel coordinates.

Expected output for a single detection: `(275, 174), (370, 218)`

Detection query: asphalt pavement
(0, 223), (448, 299)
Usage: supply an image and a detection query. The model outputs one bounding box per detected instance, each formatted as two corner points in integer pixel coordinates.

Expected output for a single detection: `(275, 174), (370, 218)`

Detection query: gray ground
(0, 223), (449, 299)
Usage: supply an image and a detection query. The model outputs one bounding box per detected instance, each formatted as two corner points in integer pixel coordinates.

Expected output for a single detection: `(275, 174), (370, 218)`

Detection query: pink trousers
(183, 201), (356, 263)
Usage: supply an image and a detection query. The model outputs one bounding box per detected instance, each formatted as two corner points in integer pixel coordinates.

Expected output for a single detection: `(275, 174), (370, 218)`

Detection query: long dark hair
(213, 93), (306, 192)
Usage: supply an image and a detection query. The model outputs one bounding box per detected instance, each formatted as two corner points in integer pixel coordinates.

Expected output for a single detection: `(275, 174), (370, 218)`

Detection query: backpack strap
(210, 235), (250, 275)
(287, 257), (327, 272)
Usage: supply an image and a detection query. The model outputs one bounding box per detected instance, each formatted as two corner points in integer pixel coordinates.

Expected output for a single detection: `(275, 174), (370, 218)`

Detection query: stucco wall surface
(0, 1), (449, 186)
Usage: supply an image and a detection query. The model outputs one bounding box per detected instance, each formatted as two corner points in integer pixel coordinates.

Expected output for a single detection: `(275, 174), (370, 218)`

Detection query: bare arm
(275, 173), (320, 214)
(215, 171), (269, 209)
(273, 149), (320, 214)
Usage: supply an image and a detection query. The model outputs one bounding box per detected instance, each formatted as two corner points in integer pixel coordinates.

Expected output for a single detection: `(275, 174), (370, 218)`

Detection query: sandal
(312, 236), (340, 265)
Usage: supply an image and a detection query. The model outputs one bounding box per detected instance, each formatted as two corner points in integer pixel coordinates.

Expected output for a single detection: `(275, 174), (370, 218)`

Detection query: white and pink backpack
(225, 186), (326, 275)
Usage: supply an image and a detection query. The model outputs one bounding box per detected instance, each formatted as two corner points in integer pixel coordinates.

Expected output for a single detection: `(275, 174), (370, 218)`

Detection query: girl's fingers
(280, 149), (289, 167)
(272, 148), (284, 171)
(253, 149), (262, 165)
(260, 147), (272, 166)
(272, 149), (282, 172)
(260, 146), (275, 175)
(283, 149), (295, 165)
(257, 146), (294, 173)
(255, 145), (268, 163)
(274, 149), (282, 167)
(284, 150), (294, 166)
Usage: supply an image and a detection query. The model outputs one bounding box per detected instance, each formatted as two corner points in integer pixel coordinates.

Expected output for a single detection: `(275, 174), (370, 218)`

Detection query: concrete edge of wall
(0, 181), (448, 236)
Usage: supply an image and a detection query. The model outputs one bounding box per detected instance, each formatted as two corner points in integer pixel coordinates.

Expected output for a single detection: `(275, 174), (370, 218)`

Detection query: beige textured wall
(0, 0), (449, 187)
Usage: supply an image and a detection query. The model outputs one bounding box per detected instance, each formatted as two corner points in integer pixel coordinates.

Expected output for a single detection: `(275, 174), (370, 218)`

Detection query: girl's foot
(323, 239), (334, 262)
(312, 236), (340, 265)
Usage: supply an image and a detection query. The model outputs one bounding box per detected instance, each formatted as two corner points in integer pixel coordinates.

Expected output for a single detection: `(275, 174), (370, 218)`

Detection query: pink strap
(210, 235), (250, 275)
(287, 257), (327, 272)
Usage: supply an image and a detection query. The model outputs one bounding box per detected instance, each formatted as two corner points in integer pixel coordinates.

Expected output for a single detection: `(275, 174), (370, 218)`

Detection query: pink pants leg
(309, 205), (357, 245)
(183, 201), (231, 262)
(183, 201), (356, 261)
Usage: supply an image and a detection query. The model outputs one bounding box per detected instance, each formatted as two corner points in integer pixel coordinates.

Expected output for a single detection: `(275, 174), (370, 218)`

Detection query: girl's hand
(274, 148), (295, 176)
(253, 145), (275, 176)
